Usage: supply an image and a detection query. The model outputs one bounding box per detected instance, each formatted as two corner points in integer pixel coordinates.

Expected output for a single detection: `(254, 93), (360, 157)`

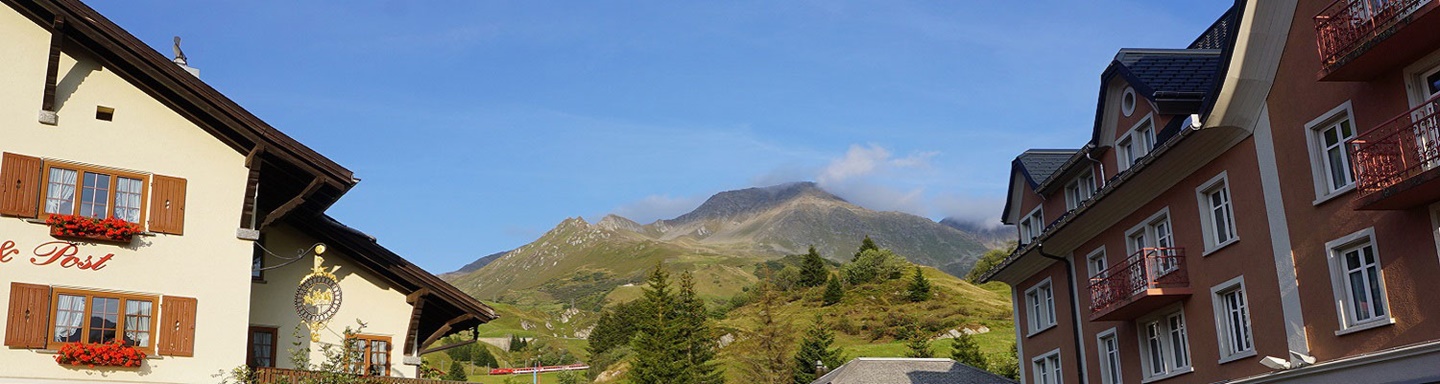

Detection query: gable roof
(1000, 149), (1076, 224)
(812, 358), (1015, 384)
(1115, 49), (1223, 98)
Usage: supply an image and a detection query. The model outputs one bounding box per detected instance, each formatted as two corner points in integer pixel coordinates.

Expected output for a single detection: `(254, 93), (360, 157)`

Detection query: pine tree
(904, 328), (932, 358)
(630, 263), (684, 384)
(792, 315), (845, 384)
(797, 246), (828, 288)
(822, 275), (843, 306)
(507, 334), (523, 352)
(737, 282), (794, 384)
(907, 266), (932, 302)
(677, 271), (724, 384)
(445, 361), (468, 381)
(473, 345), (498, 368)
(853, 236), (879, 261)
(949, 333), (987, 370)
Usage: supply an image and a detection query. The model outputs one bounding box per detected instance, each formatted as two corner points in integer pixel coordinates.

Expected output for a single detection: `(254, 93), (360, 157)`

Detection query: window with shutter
(149, 176), (187, 235)
(0, 153), (42, 218)
(5, 283), (51, 348)
(158, 296), (197, 357)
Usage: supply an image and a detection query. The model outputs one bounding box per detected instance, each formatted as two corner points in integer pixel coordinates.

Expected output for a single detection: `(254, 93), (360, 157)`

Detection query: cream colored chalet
(0, 0), (495, 383)
(986, 1), (1440, 383)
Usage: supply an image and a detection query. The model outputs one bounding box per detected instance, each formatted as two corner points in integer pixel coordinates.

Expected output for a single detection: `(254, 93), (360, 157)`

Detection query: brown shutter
(0, 153), (42, 218)
(148, 175), (187, 235)
(158, 295), (197, 357)
(5, 283), (51, 348)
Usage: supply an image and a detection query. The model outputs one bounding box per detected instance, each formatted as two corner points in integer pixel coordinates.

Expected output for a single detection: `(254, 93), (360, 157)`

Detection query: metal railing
(1088, 247), (1187, 316)
(1314, 0), (1429, 68)
(1349, 95), (1440, 194)
(253, 367), (465, 384)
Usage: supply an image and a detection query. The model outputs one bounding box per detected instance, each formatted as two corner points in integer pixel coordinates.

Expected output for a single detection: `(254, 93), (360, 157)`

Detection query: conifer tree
(630, 263), (684, 384)
(822, 275), (843, 306)
(907, 266), (932, 302)
(798, 245), (828, 288)
(949, 333), (987, 370)
(737, 282), (794, 384)
(792, 315), (845, 384)
(473, 345), (498, 368)
(853, 236), (879, 261)
(445, 361), (467, 381)
(904, 327), (932, 358)
(677, 271), (724, 384)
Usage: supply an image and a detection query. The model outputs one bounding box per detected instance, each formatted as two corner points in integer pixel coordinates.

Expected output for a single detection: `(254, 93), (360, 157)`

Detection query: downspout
(1038, 244), (1088, 384)
(1084, 145), (1106, 188)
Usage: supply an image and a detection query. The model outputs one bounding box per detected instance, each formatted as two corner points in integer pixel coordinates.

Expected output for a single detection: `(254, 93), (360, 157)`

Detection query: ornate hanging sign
(294, 245), (341, 342)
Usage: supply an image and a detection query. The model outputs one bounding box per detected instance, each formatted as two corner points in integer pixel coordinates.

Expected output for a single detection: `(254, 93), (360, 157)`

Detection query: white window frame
(1020, 206), (1044, 244)
(1025, 277), (1057, 336)
(1086, 247), (1108, 280)
(1096, 328), (1122, 384)
(1117, 114), (1156, 172)
(1124, 209), (1177, 274)
(1196, 172), (1239, 255)
(1403, 48), (1440, 105)
(1136, 307), (1193, 382)
(1065, 170), (1098, 211)
(1325, 228), (1395, 335)
(1031, 348), (1063, 384)
(1304, 101), (1359, 205)
(1210, 276), (1256, 364)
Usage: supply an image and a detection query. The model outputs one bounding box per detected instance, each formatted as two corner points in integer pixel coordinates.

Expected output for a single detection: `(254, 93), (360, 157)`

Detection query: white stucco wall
(250, 224), (419, 378)
(0, 5), (254, 384)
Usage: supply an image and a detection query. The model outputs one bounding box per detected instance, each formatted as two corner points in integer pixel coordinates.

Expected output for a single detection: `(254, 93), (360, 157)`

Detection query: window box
(45, 214), (142, 243)
(54, 341), (147, 368)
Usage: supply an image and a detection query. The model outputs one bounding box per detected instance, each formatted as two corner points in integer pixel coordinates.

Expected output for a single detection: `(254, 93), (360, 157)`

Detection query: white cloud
(810, 143), (945, 217)
(934, 193), (1006, 228)
(609, 194), (706, 223)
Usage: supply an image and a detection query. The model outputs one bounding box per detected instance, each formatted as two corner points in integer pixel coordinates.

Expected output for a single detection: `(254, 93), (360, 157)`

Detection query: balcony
(1349, 96), (1440, 209)
(1089, 247), (1191, 321)
(1313, 0), (1440, 81)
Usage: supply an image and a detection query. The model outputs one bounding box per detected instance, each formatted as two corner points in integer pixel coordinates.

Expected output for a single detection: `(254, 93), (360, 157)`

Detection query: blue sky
(90, 1), (1232, 273)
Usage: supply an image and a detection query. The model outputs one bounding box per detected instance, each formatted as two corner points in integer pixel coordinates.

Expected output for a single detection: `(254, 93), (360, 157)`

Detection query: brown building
(983, 1), (1440, 383)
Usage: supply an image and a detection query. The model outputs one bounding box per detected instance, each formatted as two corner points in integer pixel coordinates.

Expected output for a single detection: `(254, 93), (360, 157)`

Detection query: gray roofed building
(1016, 149), (1077, 187)
(811, 357), (1015, 384)
(1114, 49), (1223, 97)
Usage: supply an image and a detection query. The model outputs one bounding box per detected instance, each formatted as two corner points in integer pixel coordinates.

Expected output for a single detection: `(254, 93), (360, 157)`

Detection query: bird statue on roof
(172, 36), (187, 65)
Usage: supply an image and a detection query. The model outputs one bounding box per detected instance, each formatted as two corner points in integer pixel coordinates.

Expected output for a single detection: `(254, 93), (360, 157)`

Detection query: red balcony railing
(1349, 96), (1440, 197)
(1314, 0), (1429, 69)
(1089, 247), (1187, 318)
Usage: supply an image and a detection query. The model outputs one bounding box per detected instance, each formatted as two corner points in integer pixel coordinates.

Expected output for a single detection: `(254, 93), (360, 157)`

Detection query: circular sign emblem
(294, 275), (342, 323)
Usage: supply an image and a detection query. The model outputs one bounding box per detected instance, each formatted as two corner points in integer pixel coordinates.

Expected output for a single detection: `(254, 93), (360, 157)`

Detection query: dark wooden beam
(239, 147), (265, 229)
(41, 15), (64, 112)
(406, 288), (430, 305)
(420, 314), (476, 351)
(404, 296), (426, 355)
(259, 178), (321, 229)
(418, 338), (477, 356)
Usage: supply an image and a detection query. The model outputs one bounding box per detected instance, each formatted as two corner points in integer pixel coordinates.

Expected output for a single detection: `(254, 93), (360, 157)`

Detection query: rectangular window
(1137, 308), (1191, 380)
(1119, 115), (1156, 171)
(1326, 229), (1390, 331)
(1065, 171), (1097, 211)
(248, 326), (278, 368)
(1119, 137), (1138, 168)
(1197, 173), (1239, 252)
(348, 334), (391, 376)
(49, 288), (157, 353)
(1305, 102), (1358, 202)
(1032, 349), (1063, 384)
(1211, 277), (1254, 361)
(42, 162), (147, 224)
(1019, 207), (1044, 244)
(1026, 279), (1057, 334)
(1087, 248), (1108, 279)
(1097, 330), (1122, 384)
(1423, 63), (1440, 99)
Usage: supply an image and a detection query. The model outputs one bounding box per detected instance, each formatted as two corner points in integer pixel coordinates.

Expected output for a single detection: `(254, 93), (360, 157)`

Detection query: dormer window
(1019, 207), (1044, 244)
(1118, 115), (1156, 170)
(1065, 171), (1098, 211)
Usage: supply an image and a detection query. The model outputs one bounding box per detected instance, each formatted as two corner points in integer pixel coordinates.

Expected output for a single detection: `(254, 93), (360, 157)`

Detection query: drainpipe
(1084, 145), (1106, 188)
(1038, 244), (1088, 384)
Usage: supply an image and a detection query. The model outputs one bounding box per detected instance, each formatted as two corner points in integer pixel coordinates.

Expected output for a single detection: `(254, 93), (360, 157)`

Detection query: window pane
(1328, 147), (1348, 188)
(1426, 70), (1440, 96)
(113, 177), (143, 223)
(79, 173), (111, 219)
(45, 168), (78, 215)
(54, 294), (86, 343)
(1168, 315), (1188, 367)
(124, 300), (152, 347)
(1350, 269), (1371, 321)
(90, 297), (119, 344)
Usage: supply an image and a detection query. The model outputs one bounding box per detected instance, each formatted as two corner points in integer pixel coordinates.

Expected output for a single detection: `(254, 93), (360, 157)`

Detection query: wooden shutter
(5, 283), (51, 348)
(0, 153), (42, 218)
(158, 295), (197, 357)
(148, 175), (187, 235)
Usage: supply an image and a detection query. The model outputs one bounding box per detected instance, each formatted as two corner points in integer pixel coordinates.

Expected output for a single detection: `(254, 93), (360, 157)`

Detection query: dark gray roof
(812, 358), (1015, 384)
(1115, 49), (1222, 96)
(1016, 149), (1077, 187)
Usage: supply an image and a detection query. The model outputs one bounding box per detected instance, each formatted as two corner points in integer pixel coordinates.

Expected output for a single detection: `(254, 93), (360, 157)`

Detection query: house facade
(985, 1), (1440, 383)
(0, 0), (495, 383)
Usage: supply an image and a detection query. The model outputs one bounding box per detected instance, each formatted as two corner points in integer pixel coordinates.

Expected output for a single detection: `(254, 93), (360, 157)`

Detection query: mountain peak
(595, 214), (645, 233)
(669, 182), (845, 224)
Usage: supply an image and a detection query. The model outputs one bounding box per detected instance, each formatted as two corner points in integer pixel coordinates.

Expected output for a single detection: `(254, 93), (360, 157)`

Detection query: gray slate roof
(811, 358), (1015, 384)
(1115, 49), (1222, 96)
(1016, 149), (1077, 187)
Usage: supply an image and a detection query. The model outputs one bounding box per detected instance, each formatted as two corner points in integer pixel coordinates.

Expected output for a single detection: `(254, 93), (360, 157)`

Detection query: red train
(488, 363), (589, 375)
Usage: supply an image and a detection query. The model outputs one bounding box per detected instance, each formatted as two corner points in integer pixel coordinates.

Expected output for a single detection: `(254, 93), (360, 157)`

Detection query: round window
(1121, 87), (1137, 117)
